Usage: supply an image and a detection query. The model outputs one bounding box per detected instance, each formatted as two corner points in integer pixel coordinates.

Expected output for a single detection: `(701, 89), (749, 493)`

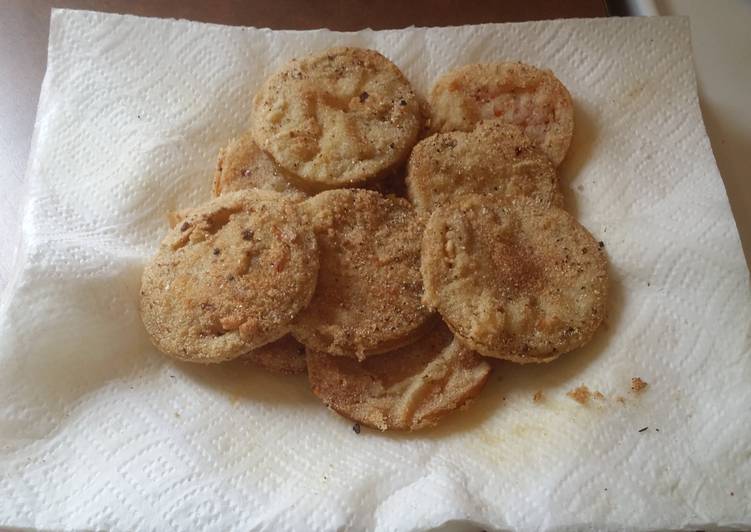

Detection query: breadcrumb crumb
(631, 377), (648, 392)
(567, 385), (606, 405)
(567, 385), (592, 404)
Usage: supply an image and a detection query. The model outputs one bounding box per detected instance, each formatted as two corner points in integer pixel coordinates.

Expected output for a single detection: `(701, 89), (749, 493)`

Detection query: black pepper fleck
(598, 241), (605, 249)
(180, 222), (190, 232)
(352, 423), (361, 434)
(242, 229), (254, 241)
(359, 91), (369, 102)
(213, 248), (221, 256)
(638, 426), (648, 433)
(399, 99), (407, 106)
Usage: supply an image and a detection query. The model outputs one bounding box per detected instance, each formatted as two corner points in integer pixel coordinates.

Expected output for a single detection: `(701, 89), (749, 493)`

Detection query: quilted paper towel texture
(0, 10), (749, 531)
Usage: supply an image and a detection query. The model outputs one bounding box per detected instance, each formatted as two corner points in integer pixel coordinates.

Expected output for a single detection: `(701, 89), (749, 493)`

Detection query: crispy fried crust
(406, 120), (563, 214)
(140, 190), (319, 363)
(307, 322), (491, 430)
(292, 189), (433, 359)
(213, 132), (307, 198)
(166, 208), (193, 229)
(241, 335), (307, 375)
(421, 195), (607, 362)
(251, 47), (421, 189)
(430, 62), (574, 166)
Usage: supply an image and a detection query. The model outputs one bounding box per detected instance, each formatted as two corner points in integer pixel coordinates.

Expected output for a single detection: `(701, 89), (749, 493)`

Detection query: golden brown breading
(421, 194), (607, 363)
(241, 335), (307, 375)
(213, 132), (307, 198)
(406, 120), (563, 214)
(292, 189), (433, 359)
(430, 62), (574, 166)
(252, 47), (421, 189)
(140, 190), (319, 363)
(307, 322), (491, 430)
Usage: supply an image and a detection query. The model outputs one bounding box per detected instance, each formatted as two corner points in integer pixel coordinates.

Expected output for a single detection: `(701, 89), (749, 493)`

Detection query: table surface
(0, 0), (607, 293)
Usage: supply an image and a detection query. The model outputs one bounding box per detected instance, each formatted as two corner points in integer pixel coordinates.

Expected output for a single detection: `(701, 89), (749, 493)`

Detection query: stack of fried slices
(140, 47), (608, 431)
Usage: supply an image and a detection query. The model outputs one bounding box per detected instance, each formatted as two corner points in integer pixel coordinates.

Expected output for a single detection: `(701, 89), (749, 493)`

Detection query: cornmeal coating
(213, 132), (306, 198)
(421, 195), (607, 362)
(292, 189), (432, 359)
(241, 335), (307, 375)
(430, 62), (574, 166)
(307, 322), (491, 430)
(252, 47), (421, 188)
(406, 120), (562, 214)
(141, 190), (319, 362)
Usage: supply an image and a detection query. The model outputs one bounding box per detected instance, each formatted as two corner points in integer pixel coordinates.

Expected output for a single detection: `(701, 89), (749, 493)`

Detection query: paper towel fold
(0, 10), (749, 531)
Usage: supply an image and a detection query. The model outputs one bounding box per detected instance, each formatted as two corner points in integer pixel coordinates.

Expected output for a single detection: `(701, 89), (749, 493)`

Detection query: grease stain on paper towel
(468, 385), (619, 466)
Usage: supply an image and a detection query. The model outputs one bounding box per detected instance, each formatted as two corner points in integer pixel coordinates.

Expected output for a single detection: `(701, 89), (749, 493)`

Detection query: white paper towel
(0, 9), (749, 531)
